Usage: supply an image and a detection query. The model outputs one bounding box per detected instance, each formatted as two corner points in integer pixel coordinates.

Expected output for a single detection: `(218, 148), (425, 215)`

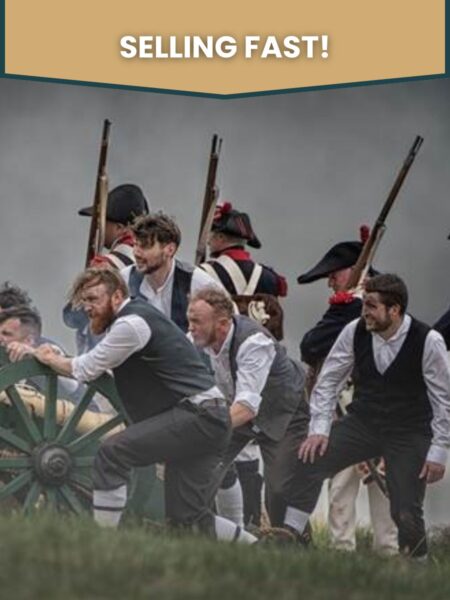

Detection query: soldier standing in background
(63, 184), (149, 353)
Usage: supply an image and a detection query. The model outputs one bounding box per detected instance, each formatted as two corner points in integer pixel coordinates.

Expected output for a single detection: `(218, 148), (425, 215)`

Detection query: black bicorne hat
(211, 202), (261, 249)
(78, 184), (149, 225)
(297, 225), (372, 284)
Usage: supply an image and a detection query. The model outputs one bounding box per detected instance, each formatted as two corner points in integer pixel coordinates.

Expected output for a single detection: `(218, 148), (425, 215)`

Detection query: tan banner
(5, 0), (445, 95)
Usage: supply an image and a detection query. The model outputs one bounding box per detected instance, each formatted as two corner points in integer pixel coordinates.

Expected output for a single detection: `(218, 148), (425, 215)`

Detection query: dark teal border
(0, 0), (4, 75)
(0, 0), (447, 98)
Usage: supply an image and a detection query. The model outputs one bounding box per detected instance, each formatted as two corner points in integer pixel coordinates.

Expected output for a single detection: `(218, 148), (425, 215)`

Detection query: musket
(346, 135), (424, 290)
(84, 119), (112, 268)
(195, 134), (223, 266)
(340, 135), (424, 497)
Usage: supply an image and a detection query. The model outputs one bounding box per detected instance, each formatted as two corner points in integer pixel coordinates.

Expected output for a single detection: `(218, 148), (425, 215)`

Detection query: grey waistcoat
(113, 299), (215, 423)
(229, 315), (306, 441)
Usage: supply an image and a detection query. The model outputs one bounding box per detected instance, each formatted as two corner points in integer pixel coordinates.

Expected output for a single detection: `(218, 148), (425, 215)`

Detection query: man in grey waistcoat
(26, 268), (256, 542)
(121, 212), (247, 525)
(281, 274), (450, 559)
(187, 287), (309, 528)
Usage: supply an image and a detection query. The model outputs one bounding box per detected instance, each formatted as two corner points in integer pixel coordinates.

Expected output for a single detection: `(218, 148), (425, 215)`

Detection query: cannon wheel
(0, 348), (126, 515)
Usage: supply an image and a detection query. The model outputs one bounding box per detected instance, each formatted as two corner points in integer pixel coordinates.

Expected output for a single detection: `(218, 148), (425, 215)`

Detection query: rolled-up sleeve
(234, 333), (276, 414)
(72, 315), (151, 382)
(309, 319), (357, 436)
(422, 330), (450, 465)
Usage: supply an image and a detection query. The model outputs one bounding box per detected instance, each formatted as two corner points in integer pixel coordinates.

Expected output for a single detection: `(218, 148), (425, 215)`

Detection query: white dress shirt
(72, 300), (151, 382)
(204, 322), (276, 414)
(309, 315), (450, 465)
(121, 260), (224, 319)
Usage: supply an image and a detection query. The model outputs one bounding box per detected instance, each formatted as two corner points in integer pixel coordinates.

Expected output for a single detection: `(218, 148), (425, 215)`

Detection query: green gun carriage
(0, 347), (163, 518)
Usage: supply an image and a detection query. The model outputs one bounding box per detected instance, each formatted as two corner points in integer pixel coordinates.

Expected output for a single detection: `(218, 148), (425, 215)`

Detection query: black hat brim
(78, 206), (94, 217)
(297, 241), (363, 284)
(247, 236), (262, 249)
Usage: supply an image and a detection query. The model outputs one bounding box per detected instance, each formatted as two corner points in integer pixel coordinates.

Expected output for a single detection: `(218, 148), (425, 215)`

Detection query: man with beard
(297, 230), (397, 554)
(200, 202), (288, 525)
(122, 213), (246, 525)
(121, 212), (222, 333)
(187, 287), (309, 529)
(22, 268), (256, 542)
(281, 274), (450, 559)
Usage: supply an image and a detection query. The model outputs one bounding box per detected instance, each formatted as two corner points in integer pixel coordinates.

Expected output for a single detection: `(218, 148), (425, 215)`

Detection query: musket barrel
(347, 135), (423, 290)
(195, 134), (223, 265)
(84, 119), (112, 267)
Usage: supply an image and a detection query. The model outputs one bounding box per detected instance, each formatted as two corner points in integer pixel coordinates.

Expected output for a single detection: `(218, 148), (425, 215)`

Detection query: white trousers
(328, 465), (398, 553)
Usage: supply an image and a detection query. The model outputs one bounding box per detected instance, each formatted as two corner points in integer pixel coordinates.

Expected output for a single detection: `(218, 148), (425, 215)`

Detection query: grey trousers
(94, 400), (231, 533)
(212, 402), (310, 527)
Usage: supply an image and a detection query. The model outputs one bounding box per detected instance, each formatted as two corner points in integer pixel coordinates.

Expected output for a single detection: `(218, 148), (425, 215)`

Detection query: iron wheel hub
(32, 443), (73, 485)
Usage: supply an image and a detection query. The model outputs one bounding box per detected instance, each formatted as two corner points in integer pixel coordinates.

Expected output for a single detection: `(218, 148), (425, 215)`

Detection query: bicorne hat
(211, 202), (261, 249)
(297, 226), (370, 284)
(78, 184), (149, 225)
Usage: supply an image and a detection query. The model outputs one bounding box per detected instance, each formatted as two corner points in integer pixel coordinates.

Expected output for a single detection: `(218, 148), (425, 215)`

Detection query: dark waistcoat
(350, 317), (432, 432)
(127, 260), (194, 332)
(113, 299), (215, 422)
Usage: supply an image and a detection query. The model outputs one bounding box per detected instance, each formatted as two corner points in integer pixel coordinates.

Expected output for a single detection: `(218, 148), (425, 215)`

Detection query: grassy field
(1, 514), (450, 600)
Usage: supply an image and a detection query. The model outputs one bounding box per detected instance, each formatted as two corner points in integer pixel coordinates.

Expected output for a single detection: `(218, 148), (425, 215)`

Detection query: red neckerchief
(329, 291), (355, 305)
(211, 246), (252, 261)
(112, 230), (135, 248)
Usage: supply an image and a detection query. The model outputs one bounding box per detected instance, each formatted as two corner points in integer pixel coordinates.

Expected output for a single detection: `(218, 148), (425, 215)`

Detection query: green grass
(1, 514), (450, 600)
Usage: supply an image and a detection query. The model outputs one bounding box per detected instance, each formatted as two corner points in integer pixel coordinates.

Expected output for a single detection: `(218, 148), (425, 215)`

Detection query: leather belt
(198, 398), (228, 410)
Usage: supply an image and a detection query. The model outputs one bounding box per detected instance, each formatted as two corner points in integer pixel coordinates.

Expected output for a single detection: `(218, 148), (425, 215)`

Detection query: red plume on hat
(213, 202), (232, 222)
(360, 224), (370, 244)
(211, 201), (261, 248)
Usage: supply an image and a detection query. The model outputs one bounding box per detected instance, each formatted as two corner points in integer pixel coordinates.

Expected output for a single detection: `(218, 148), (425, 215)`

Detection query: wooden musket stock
(347, 135), (423, 290)
(85, 119), (112, 268)
(195, 134), (222, 266)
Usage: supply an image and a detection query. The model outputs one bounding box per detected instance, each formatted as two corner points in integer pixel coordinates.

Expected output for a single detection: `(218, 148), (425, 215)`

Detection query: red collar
(212, 246), (252, 261)
(112, 231), (135, 248)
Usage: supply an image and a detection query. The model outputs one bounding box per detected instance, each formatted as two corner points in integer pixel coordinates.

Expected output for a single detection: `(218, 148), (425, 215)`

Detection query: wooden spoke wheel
(0, 347), (125, 515)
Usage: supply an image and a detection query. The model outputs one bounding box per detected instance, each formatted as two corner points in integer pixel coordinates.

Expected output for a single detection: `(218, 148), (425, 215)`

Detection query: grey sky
(0, 76), (449, 523)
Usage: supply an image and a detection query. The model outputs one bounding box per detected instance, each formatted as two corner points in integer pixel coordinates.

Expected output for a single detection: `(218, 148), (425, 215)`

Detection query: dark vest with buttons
(112, 299), (215, 423)
(127, 260), (194, 332)
(228, 315), (307, 441)
(350, 317), (433, 432)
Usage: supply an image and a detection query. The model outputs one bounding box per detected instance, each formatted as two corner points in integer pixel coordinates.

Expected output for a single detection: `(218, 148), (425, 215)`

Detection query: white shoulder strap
(245, 264), (263, 295)
(212, 255), (263, 295)
(212, 255), (248, 294)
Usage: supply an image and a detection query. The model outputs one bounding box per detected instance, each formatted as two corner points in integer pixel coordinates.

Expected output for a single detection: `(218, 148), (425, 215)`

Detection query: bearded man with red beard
(24, 268), (257, 543)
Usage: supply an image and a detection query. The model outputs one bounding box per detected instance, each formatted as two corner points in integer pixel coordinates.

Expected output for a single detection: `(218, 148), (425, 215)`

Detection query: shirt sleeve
(191, 267), (228, 294)
(233, 332), (276, 414)
(422, 330), (450, 465)
(308, 319), (358, 436)
(119, 265), (132, 286)
(72, 315), (151, 382)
